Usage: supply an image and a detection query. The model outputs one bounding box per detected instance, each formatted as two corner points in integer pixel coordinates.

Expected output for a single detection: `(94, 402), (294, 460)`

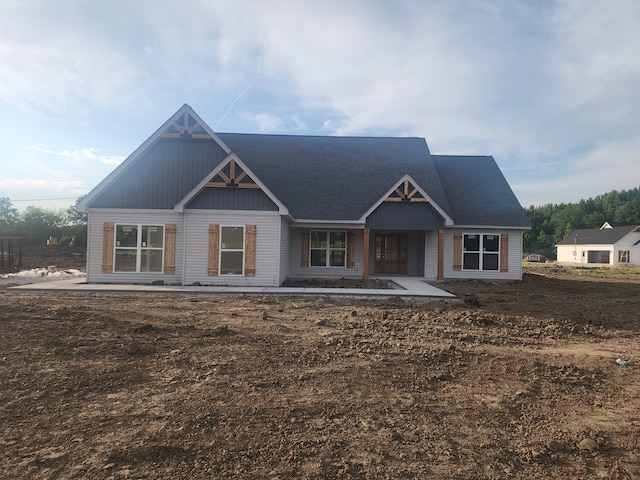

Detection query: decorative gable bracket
(206, 159), (260, 189)
(161, 111), (211, 139)
(385, 179), (427, 203)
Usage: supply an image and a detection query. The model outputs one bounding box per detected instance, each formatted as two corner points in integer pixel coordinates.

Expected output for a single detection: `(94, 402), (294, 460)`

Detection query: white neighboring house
(556, 223), (640, 266)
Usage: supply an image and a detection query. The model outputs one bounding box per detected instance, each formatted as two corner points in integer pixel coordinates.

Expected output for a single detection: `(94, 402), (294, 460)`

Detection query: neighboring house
(77, 104), (530, 286)
(556, 222), (640, 266)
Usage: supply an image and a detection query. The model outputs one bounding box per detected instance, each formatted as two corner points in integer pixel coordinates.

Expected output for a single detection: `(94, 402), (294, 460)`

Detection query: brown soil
(19, 245), (87, 271)
(282, 277), (395, 289)
(1, 266), (639, 479)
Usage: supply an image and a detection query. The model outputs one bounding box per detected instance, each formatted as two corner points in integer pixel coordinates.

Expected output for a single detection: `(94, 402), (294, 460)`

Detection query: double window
(618, 250), (630, 263)
(463, 234), (499, 271)
(220, 226), (244, 275)
(310, 231), (346, 267)
(115, 225), (164, 272)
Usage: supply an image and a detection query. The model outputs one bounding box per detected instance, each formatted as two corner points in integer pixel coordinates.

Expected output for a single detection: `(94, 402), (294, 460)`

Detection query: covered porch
(362, 196), (446, 280)
(362, 228), (444, 280)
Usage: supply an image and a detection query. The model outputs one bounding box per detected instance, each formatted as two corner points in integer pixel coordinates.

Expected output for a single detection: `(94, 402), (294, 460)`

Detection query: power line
(10, 197), (79, 202)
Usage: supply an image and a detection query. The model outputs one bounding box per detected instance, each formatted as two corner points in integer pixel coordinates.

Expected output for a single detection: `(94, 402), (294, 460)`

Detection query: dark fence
(0, 237), (22, 273)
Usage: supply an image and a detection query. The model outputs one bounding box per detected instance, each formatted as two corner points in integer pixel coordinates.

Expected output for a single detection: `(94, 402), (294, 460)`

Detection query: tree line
(0, 197), (87, 247)
(524, 187), (640, 258)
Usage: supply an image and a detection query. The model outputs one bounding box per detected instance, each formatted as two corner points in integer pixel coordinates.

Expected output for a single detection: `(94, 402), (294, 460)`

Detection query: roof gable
(175, 154), (288, 213)
(557, 225), (640, 245)
(77, 104), (231, 211)
(360, 174), (453, 225)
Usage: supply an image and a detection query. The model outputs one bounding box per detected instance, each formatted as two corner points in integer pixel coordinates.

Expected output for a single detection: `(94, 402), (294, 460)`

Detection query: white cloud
(240, 113), (282, 133)
(0, 144), (124, 210)
(29, 145), (124, 167)
(0, 41), (144, 118)
(512, 134), (640, 206)
(0, 178), (88, 211)
(0, 177), (86, 192)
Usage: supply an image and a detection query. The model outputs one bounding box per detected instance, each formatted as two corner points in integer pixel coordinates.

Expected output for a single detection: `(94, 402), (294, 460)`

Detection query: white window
(618, 250), (630, 263)
(463, 234), (499, 271)
(220, 226), (244, 275)
(114, 225), (164, 272)
(310, 231), (346, 267)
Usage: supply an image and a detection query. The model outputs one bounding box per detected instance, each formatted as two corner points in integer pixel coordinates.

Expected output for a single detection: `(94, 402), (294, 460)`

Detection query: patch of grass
(523, 262), (640, 279)
(568, 265), (640, 279)
(522, 262), (557, 270)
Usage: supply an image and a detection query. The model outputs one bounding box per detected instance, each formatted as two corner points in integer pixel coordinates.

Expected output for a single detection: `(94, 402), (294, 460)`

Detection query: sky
(1, 0), (640, 213)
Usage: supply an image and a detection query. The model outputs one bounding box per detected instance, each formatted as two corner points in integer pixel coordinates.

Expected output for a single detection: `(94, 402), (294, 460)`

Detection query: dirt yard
(1, 266), (639, 479)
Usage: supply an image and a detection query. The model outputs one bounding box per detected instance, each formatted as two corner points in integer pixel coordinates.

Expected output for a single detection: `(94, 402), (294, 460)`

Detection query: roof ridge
(218, 132), (425, 140)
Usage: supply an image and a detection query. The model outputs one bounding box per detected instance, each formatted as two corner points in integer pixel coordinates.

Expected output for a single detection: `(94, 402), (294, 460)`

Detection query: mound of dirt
(19, 245), (86, 271)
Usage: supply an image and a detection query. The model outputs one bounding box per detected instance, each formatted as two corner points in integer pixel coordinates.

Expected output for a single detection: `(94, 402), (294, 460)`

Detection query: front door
(374, 234), (408, 274)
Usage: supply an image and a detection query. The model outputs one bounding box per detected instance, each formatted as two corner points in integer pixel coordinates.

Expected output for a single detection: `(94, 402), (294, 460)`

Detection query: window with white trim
(114, 224), (164, 272)
(618, 250), (630, 263)
(220, 226), (244, 275)
(463, 234), (499, 271)
(310, 231), (346, 267)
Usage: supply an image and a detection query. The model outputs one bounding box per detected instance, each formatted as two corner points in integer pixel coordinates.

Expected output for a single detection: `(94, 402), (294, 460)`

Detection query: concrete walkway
(10, 276), (456, 300)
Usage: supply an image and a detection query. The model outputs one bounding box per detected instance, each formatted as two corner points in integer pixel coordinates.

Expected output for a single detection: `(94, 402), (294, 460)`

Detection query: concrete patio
(10, 276), (457, 300)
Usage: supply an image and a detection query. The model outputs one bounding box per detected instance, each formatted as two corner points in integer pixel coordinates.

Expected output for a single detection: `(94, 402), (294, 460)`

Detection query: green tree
(65, 194), (88, 225)
(19, 206), (67, 245)
(0, 197), (20, 236)
(63, 195), (88, 248)
(524, 186), (640, 258)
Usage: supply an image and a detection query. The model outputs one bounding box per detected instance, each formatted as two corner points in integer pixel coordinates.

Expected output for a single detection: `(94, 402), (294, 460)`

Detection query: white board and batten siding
(86, 210), (185, 284)
(555, 245), (603, 265)
(443, 229), (524, 281)
(183, 210), (282, 287)
(623, 230), (640, 266)
(423, 230), (440, 280)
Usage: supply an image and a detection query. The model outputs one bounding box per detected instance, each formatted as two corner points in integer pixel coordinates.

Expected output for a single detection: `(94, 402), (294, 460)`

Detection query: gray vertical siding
(186, 188), (278, 211)
(365, 202), (445, 230)
(90, 138), (228, 209)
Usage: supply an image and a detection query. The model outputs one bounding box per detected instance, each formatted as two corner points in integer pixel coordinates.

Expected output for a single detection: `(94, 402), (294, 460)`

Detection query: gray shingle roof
(557, 225), (639, 245)
(432, 155), (530, 227)
(83, 105), (530, 228)
(217, 133), (454, 221)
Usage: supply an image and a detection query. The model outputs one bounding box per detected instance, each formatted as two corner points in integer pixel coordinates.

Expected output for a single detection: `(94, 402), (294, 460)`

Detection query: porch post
(437, 229), (444, 280)
(363, 228), (370, 279)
